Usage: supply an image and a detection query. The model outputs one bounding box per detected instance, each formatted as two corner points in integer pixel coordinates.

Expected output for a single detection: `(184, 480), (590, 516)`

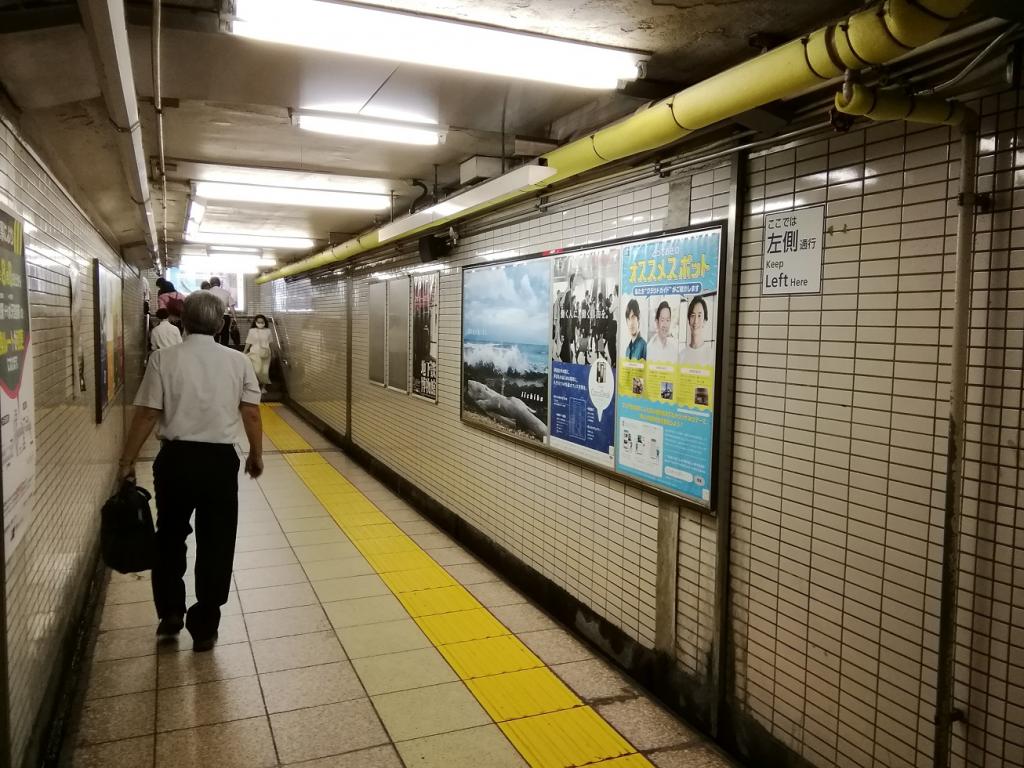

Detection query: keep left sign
(761, 205), (824, 295)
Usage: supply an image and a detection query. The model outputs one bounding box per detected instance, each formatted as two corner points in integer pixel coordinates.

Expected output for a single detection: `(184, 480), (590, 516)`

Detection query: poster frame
(459, 221), (729, 513)
(367, 280), (387, 386)
(386, 276), (410, 394)
(92, 258), (124, 424)
(411, 270), (440, 404)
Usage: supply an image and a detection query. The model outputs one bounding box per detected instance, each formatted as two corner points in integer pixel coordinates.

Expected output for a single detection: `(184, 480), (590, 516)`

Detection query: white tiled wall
(0, 117), (144, 765)
(251, 88), (1023, 768)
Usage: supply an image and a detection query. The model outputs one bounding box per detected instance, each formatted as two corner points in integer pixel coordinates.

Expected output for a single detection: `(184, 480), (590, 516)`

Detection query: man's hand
(245, 454), (263, 479)
(116, 460), (135, 483)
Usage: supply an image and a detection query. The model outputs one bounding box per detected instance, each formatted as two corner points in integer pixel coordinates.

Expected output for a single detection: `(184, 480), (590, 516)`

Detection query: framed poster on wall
(368, 281), (386, 385)
(459, 224), (725, 509)
(0, 207), (36, 561)
(68, 265), (87, 396)
(412, 271), (439, 401)
(386, 277), (410, 392)
(93, 259), (124, 423)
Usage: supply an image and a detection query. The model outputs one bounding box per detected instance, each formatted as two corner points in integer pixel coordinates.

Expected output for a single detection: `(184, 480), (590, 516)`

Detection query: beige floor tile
(394, 520), (437, 535)
(596, 698), (700, 751)
(394, 724), (528, 768)
(466, 581), (527, 608)
(351, 647), (458, 696)
(244, 604), (332, 641)
(85, 655), (157, 700)
(519, 628), (594, 665)
(490, 603), (557, 633)
(293, 541), (361, 563)
(272, 504), (330, 520)
(239, 582), (318, 613)
(551, 658), (638, 701)
(93, 625), (159, 662)
(77, 690), (156, 745)
(259, 660), (365, 713)
(279, 516), (339, 533)
(335, 618), (431, 659)
(235, 521), (284, 538)
(234, 533), (291, 553)
(312, 574), (390, 602)
(232, 563), (309, 590)
(105, 578), (154, 606)
(155, 716), (277, 768)
(157, 675), (266, 731)
(279, 744), (403, 767)
(251, 630), (346, 673)
(408, 532), (456, 550)
(158, 642), (256, 688)
(443, 562), (499, 585)
(372, 681), (490, 741)
(270, 699), (390, 764)
(430, 547), (478, 566)
(71, 735), (154, 768)
(302, 557), (374, 581)
(99, 601), (158, 631)
(650, 744), (737, 767)
(323, 594), (409, 629)
(156, 615), (248, 654)
(234, 548), (298, 571)
(286, 528), (349, 546)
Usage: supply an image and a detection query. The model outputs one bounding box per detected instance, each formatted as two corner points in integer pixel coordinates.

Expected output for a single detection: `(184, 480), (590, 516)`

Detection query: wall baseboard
(285, 396), (814, 768)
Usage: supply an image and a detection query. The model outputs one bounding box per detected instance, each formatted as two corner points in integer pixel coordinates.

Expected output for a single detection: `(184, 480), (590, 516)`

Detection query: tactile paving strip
(260, 406), (653, 768)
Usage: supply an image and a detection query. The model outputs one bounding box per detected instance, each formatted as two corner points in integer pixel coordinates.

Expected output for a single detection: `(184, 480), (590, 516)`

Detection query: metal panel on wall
(367, 281), (386, 385)
(387, 276), (409, 392)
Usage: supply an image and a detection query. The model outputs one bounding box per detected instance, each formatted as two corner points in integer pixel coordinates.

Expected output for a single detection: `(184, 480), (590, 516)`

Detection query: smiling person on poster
(624, 299), (647, 361)
(682, 296), (714, 367)
(647, 300), (679, 365)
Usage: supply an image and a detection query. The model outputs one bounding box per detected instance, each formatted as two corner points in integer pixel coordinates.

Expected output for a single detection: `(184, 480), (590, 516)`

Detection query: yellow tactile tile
(415, 607), (510, 645)
(438, 635), (543, 679)
(345, 522), (406, 541)
(499, 707), (635, 768)
(355, 536), (421, 556)
(397, 585), (480, 617)
(335, 513), (393, 530)
(466, 668), (582, 722)
(380, 566), (458, 594)
(364, 550), (438, 573)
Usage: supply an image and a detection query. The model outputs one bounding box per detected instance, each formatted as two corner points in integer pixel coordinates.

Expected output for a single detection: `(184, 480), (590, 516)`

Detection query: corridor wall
(0, 115), (146, 766)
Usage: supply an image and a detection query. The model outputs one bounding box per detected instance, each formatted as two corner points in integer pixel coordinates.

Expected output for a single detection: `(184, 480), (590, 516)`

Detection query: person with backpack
(155, 278), (186, 328)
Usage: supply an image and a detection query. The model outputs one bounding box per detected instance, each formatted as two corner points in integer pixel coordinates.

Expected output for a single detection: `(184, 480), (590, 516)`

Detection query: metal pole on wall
(932, 114), (978, 768)
(710, 149), (746, 738)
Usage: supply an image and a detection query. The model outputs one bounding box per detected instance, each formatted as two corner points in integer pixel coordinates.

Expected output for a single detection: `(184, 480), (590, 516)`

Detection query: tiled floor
(66, 407), (735, 768)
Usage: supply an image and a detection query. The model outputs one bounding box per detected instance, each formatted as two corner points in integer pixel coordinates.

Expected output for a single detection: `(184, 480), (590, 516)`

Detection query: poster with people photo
(615, 227), (721, 505)
(93, 259), (125, 423)
(462, 259), (550, 443)
(412, 271), (439, 401)
(549, 246), (619, 467)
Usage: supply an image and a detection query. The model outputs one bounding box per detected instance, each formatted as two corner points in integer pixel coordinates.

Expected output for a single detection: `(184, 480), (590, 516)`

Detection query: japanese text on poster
(412, 272), (439, 401)
(761, 206), (824, 295)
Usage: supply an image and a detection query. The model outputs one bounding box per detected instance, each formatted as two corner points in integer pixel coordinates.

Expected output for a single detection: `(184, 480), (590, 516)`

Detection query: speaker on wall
(418, 235), (452, 263)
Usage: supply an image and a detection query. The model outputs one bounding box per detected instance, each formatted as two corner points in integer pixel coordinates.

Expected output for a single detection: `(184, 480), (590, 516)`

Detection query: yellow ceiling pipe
(834, 82), (966, 125)
(258, 0), (972, 284)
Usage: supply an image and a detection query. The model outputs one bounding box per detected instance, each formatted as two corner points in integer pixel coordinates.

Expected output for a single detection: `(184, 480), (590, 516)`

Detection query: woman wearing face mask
(244, 315), (273, 393)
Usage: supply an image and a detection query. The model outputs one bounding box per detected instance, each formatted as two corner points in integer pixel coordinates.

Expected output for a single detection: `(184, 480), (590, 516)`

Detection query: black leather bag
(101, 480), (156, 573)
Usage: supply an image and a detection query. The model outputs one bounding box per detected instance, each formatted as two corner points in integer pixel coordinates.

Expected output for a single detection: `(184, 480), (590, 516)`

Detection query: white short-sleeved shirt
(209, 286), (235, 312)
(134, 334), (261, 443)
(150, 321), (182, 350)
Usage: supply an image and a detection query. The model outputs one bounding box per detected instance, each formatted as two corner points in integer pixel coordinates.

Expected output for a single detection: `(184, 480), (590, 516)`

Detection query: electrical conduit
(258, 0), (973, 283)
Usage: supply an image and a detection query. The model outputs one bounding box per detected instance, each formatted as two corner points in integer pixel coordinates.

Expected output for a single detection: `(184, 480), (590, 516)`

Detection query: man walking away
(208, 276), (236, 346)
(149, 308), (182, 351)
(118, 291), (263, 652)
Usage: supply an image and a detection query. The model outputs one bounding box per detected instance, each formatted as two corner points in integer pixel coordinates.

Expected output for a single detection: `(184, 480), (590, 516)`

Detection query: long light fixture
(293, 110), (443, 146)
(378, 163), (557, 242)
(231, 0), (645, 89)
(180, 254), (277, 275)
(185, 229), (315, 250)
(194, 180), (390, 210)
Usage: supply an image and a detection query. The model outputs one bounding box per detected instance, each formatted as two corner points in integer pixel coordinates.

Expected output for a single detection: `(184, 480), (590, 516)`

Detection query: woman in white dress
(244, 314), (273, 393)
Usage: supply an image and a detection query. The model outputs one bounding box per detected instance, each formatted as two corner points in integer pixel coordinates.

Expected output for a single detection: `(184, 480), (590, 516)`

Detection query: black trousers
(217, 314), (232, 346)
(152, 441), (240, 639)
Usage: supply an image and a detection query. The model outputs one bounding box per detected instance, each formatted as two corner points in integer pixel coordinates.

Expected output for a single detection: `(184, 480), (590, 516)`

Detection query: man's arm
(118, 406), (161, 479)
(240, 402), (263, 478)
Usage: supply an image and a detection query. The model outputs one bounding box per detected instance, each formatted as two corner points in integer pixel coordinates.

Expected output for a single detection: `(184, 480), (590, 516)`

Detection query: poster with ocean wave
(462, 259), (551, 443)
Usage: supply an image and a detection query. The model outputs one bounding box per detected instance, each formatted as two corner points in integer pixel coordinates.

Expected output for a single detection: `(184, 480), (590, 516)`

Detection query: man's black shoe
(156, 615), (184, 638)
(192, 632), (218, 653)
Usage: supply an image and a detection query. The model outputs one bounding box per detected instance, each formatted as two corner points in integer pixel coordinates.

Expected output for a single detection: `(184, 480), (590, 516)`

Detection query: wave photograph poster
(615, 227), (722, 505)
(462, 259), (550, 444)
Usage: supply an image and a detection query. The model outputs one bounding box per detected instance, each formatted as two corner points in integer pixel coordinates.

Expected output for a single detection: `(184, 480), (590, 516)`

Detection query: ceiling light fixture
(194, 180), (390, 210)
(231, 0), (645, 89)
(184, 230), (316, 250)
(293, 110), (444, 146)
(378, 163), (557, 242)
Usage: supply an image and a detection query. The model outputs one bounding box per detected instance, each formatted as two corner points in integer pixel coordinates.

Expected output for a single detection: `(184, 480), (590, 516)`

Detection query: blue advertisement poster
(549, 246), (620, 467)
(615, 228), (722, 505)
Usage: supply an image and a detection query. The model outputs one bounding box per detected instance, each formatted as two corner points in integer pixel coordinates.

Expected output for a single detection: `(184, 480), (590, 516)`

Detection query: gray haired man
(118, 290), (263, 651)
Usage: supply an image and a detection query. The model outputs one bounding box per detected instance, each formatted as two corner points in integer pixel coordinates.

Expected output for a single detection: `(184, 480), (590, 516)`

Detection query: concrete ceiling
(0, 0), (861, 268)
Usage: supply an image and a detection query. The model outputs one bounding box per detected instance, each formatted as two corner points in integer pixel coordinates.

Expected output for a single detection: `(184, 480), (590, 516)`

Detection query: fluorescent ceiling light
(171, 160), (401, 196)
(185, 230), (315, 250)
(231, 0), (645, 89)
(294, 111), (442, 146)
(194, 180), (389, 210)
(379, 164), (557, 242)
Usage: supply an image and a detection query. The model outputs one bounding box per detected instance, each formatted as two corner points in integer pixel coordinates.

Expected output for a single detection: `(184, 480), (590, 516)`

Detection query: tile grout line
(260, 405), (652, 768)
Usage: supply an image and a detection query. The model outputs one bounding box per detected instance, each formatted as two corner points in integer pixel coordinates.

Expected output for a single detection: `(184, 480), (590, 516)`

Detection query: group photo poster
(615, 227), (722, 505)
(549, 246), (620, 467)
(412, 271), (439, 401)
(462, 258), (550, 443)
(93, 259), (124, 423)
(0, 209), (36, 562)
